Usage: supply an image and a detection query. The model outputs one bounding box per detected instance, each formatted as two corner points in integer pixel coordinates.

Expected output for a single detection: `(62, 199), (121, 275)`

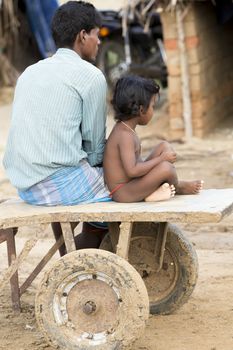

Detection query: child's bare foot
(177, 180), (204, 194)
(145, 183), (176, 202)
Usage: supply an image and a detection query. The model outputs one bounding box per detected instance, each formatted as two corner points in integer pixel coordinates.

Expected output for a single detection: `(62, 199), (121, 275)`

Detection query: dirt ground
(0, 90), (233, 350)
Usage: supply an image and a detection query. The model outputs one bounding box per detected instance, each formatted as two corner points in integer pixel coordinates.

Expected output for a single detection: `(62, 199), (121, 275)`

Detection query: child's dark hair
(111, 75), (160, 121)
(51, 1), (102, 48)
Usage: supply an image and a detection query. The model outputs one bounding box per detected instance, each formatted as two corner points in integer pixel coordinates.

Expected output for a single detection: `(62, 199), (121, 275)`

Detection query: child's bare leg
(146, 142), (203, 195)
(176, 180), (204, 194)
(145, 183), (176, 202)
(112, 161), (178, 203)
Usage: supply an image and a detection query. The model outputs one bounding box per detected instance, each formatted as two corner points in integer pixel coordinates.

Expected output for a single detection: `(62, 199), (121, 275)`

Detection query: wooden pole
(176, 6), (193, 140)
(0, 238), (37, 290)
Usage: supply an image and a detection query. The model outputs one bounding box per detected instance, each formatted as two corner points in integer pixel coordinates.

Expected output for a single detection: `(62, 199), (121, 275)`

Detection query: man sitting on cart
(3, 1), (110, 249)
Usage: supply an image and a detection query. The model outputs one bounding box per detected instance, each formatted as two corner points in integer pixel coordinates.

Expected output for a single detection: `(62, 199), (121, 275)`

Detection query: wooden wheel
(100, 223), (198, 315)
(35, 249), (149, 350)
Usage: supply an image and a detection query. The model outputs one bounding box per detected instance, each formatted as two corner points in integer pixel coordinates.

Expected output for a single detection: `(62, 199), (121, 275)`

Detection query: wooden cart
(1, 189), (233, 349)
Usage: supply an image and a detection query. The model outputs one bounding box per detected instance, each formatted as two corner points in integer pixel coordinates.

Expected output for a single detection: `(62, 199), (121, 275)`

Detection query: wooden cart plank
(0, 189), (233, 229)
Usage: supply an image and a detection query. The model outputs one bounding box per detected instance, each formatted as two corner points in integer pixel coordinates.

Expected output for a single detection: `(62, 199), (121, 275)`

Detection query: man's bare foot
(177, 180), (204, 194)
(145, 183), (176, 202)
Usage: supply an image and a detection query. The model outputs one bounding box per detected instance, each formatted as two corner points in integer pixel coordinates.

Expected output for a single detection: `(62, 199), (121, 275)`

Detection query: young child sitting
(103, 75), (203, 202)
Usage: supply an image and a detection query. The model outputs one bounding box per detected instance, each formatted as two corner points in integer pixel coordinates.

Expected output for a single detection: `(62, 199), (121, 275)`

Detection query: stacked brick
(160, 2), (233, 138)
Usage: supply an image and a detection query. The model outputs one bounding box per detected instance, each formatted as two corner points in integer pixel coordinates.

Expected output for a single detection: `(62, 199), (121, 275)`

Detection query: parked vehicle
(96, 4), (167, 90)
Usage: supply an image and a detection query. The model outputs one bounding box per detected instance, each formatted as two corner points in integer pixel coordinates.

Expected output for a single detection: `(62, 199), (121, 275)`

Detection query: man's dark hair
(112, 75), (160, 121)
(51, 1), (102, 48)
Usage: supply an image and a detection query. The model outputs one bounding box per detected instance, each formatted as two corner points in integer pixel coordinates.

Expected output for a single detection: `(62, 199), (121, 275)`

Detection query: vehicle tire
(100, 222), (198, 315)
(96, 39), (127, 89)
(35, 249), (149, 350)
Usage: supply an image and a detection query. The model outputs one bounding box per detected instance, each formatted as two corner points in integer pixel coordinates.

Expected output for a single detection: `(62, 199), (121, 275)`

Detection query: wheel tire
(96, 40), (126, 89)
(35, 249), (149, 350)
(100, 223), (198, 315)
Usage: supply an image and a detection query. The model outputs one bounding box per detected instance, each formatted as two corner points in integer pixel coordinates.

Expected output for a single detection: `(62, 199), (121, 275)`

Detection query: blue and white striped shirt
(3, 48), (107, 190)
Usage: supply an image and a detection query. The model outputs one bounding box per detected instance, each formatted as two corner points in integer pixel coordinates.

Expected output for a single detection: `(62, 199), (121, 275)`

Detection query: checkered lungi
(18, 159), (111, 206)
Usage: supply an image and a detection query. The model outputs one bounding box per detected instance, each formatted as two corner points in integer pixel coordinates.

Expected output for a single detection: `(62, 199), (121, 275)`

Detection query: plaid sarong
(18, 159), (111, 206)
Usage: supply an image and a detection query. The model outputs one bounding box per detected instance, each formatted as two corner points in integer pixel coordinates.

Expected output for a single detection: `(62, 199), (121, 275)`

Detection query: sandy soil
(0, 93), (233, 350)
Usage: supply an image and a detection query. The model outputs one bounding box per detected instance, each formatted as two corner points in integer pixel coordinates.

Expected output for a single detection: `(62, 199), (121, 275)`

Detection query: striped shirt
(3, 48), (107, 190)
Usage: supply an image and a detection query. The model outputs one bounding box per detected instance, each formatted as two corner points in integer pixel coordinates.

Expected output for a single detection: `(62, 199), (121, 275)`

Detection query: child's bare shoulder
(108, 123), (121, 140)
(107, 122), (133, 145)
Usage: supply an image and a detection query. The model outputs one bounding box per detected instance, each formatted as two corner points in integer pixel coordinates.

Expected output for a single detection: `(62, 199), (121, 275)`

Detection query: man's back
(3, 48), (107, 190)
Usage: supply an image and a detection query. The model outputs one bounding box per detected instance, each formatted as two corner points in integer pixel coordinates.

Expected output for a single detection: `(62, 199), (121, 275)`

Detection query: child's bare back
(104, 122), (142, 191)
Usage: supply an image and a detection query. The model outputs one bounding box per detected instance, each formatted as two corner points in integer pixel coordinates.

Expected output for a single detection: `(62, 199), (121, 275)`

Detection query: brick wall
(161, 2), (233, 139)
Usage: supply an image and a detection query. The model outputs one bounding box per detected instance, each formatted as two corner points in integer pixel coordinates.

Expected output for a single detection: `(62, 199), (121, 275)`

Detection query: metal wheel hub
(53, 272), (121, 343)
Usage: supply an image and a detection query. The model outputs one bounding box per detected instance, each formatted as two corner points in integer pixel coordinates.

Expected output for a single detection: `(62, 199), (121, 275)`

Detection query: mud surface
(1, 94), (233, 350)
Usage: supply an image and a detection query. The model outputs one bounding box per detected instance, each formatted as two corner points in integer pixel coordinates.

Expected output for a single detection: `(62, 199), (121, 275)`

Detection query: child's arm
(119, 134), (172, 178)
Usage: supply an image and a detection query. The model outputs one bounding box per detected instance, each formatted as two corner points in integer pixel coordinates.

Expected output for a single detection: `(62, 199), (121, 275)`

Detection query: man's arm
(81, 73), (107, 166)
